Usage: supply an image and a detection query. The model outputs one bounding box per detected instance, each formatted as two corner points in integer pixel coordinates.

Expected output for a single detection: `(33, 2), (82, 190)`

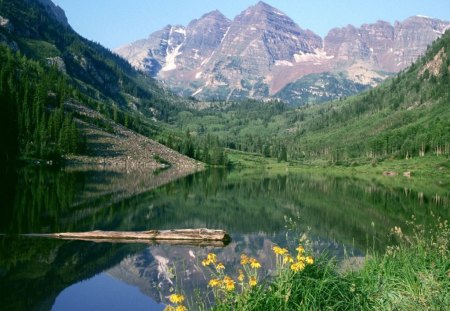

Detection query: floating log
(26, 228), (231, 246)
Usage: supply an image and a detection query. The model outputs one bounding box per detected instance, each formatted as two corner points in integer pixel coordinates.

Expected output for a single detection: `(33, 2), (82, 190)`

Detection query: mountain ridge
(115, 2), (450, 105)
(0, 0), (206, 168)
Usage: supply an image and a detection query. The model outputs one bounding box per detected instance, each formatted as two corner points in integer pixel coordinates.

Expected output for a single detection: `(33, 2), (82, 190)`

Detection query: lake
(0, 166), (448, 310)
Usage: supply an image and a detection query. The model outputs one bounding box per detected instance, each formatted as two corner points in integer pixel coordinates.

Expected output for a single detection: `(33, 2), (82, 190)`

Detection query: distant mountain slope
(283, 29), (450, 162)
(65, 102), (201, 170)
(116, 1), (450, 105)
(0, 0), (204, 167)
(0, 0), (185, 120)
(275, 72), (372, 105)
(169, 30), (450, 164)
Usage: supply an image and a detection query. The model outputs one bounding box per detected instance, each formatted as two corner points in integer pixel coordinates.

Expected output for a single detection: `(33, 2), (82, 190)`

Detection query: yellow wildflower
(291, 261), (306, 272)
(250, 258), (261, 269)
(175, 306), (187, 311)
(305, 256), (314, 265)
(223, 276), (235, 291)
(283, 254), (294, 263)
(296, 245), (305, 254)
(297, 254), (306, 262)
(215, 262), (225, 271)
(169, 294), (185, 304)
(238, 269), (245, 282)
(240, 254), (250, 265)
(249, 276), (257, 287)
(164, 306), (176, 311)
(207, 253), (217, 264)
(208, 278), (221, 288)
(273, 246), (289, 255)
(201, 258), (211, 266)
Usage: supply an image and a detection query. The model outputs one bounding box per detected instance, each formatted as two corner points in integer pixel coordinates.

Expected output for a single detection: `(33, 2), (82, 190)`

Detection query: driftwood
(25, 228), (231, 247)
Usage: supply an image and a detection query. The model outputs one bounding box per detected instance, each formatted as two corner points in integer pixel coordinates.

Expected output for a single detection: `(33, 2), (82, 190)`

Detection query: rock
(0, 16), (13, 32)
(115, 3), (450, 103)
(46, 57), (67, 73)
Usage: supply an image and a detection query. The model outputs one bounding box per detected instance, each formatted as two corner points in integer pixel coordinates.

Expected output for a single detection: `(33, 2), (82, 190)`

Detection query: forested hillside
(0, 46), (82, 161)
(0, 0), (230, 165)
(173, 30), (450, 164)
(286, 30), (450, 163)
(0, 0), (179, 117)
(1, 0), (448, 167)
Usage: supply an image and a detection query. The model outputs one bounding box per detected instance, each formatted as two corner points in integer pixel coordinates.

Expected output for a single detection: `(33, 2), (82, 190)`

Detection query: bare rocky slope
(115, 1), (450, 104)
(65, 102), (203, 172)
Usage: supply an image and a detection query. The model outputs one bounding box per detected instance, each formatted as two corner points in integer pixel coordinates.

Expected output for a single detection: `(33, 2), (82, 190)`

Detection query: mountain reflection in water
(0, 166), (448, 310)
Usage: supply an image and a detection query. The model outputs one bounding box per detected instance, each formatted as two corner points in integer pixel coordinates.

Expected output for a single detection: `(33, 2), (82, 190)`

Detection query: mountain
(283, 28), (450, 162)
(116, 2), (450, 105)
(0, 0), (189, 117)
(36, 0), (69, 26)
(168, 28), (450, 164)
(117, 10), (231, 78)
(275, 72), (371, 105)
(0, 0), (205, 166)
(194, 1), (323, 100)
(324, 16), (450, 75)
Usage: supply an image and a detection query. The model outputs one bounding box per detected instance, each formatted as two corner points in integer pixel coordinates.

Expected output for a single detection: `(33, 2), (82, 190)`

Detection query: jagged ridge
(115, 1), (450, 105)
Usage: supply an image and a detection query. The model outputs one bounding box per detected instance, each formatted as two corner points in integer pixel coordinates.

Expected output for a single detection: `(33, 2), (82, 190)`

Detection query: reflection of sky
(52, 273), (164, 311)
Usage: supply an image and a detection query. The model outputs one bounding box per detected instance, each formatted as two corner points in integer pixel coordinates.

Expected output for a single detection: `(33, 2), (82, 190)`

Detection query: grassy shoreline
(203, 217), (449, 310)
(226, 150), (450, 193)
(163, 151), (449, 310)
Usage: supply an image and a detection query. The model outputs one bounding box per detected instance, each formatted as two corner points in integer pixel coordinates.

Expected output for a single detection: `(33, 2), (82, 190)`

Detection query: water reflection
(52, 273), (165, 311)
(0, 166), (448, 310)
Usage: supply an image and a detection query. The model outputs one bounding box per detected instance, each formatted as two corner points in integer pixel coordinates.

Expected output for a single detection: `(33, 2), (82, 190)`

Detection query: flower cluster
(240, 254), (262, 269)
(239, 254), (261, 288)
(164, 294), (187, 311)
(208, 275), (236, 291)
(202, 253), (217, 267)
(202, 252), (236, 294)
(203, 252), (261, 301)
(272, 244), (314, 272)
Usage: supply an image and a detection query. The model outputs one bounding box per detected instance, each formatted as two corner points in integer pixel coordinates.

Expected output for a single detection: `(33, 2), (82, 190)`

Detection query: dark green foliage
(159, 132), (229, 166)
(0, 46), (82, 161)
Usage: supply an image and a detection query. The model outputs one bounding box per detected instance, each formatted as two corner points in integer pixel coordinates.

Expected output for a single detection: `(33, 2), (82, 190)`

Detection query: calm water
(0, 166), (448, 310)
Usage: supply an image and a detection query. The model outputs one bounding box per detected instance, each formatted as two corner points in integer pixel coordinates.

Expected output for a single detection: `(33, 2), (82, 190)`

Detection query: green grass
(227, 149), (449, 193)
(207, 216), (450, 310)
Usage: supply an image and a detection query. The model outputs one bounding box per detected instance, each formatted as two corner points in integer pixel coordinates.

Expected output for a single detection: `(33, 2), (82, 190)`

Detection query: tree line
(0, 46), (83, 162)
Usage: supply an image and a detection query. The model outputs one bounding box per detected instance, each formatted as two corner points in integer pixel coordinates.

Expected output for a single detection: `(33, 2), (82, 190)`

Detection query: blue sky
(52, 0), (450, 49)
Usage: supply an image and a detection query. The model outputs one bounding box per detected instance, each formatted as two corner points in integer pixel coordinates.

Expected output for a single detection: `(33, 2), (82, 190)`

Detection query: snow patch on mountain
(162, 43), (183, 71)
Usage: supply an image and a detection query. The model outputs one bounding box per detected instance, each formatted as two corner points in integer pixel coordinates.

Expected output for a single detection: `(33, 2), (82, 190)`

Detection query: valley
(0, 0), (449, 310)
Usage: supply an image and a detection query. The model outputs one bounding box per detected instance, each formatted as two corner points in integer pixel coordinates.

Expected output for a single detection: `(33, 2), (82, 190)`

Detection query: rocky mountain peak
(199, 10), (228, 20)
(116, 3), (450, 103)
(186, 10), (230, 31)
(213, 2), (322, 62)
(397, 15), (450, 33)
(238, 1), (294, 27)
(190, 1), (324, 98)
(254, 1), (277, 11)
